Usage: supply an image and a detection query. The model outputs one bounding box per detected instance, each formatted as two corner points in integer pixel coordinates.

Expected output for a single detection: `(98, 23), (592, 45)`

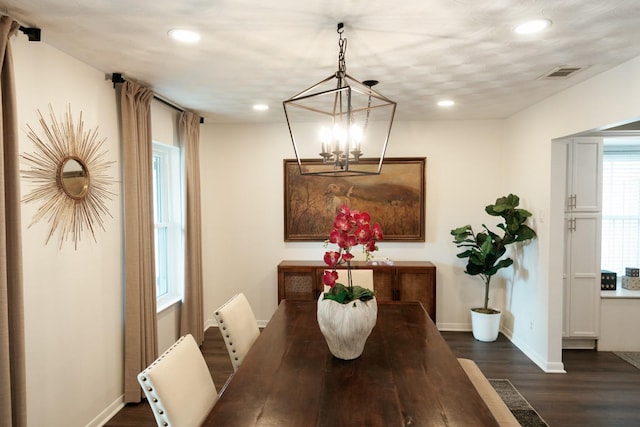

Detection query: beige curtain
(178, 112), (204, 344)
(0, 16), (27, 427)
(118, 80), (158, 402)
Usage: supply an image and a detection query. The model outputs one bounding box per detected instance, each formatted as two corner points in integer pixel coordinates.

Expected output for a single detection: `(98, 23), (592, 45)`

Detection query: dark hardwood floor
(443, 332), (640, 427)
(105, 328), (640, 426)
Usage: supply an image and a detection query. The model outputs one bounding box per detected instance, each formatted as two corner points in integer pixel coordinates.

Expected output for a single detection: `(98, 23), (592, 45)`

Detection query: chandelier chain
(337, 28), (347, 78)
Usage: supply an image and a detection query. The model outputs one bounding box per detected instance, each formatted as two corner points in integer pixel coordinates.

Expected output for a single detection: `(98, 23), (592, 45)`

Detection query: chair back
(137, 334), (217, 427)
(214, 293), (260, 371)
(323, 269), (374, 293)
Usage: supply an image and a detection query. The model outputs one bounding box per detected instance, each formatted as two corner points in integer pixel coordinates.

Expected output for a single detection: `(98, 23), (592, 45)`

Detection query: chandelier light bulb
(334, 124), (347, 152)
(350, 123), (363, 152)
(350, 124), (363, 142)
(319, 126), (332, 153)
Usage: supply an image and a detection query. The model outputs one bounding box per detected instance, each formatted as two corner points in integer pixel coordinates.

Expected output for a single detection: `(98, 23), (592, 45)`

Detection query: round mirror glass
(60, 157), (89, 199)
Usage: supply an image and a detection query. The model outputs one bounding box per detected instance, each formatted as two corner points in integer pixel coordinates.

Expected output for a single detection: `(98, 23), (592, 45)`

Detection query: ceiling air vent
(539, 66), (584, 80)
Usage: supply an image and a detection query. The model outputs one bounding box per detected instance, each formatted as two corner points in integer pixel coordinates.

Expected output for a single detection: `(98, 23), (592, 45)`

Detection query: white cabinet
(599, 296), (640, 351)
(563, 213), (601, 338)
(565, 138), (602, 213)
(563, 138), (602, 344)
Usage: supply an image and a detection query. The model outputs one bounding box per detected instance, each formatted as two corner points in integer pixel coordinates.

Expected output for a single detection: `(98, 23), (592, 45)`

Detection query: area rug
(489, 379), (549, 427)
(613, 351), (640, 370)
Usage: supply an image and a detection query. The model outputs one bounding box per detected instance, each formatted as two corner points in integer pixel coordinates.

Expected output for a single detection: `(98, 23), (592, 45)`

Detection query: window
(601, 145), (640, 276)
(152, 142), (184, 308)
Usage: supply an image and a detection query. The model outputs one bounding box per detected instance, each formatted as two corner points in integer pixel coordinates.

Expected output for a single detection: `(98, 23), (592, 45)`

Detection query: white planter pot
(470, 308), (502, 342)
(317, 294), (377, 360)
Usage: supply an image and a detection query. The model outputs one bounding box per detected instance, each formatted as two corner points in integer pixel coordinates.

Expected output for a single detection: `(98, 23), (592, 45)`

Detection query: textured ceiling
(4, 0), (640, 123)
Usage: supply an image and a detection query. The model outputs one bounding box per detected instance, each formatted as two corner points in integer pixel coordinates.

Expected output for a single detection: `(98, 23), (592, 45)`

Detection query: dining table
(203, 300), (499, 426)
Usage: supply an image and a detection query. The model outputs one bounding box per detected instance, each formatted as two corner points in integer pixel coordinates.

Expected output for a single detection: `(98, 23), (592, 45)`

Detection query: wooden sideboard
(277, 260), (436, 321)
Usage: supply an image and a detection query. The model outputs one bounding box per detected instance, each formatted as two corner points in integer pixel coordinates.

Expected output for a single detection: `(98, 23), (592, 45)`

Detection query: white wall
(504, 55), (640, 372)
(13, 34), (124, 426)
(200, 119), (510, 330)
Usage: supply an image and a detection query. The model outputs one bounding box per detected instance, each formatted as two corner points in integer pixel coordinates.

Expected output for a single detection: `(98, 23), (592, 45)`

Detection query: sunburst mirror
(21, 105), (116, 249)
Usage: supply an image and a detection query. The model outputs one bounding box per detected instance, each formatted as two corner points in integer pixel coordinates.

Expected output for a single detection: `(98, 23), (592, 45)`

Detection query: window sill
(601, 287), (640, 299)
(157, 295), (182, 313)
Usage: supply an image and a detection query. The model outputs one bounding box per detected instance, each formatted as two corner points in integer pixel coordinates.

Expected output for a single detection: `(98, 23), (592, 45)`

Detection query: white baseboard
(500, 324), (513, 340)
(562, 338), (596, 349)
(206, 317), (269, 329)
(511, 333), (566, 373)
(437, 322), (471, 331)
(204, 318), (216, 331)
(86, 395), (124, 427)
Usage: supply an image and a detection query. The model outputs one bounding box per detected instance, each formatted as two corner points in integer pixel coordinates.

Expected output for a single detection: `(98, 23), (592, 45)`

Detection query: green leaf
(514, 224), (537, 241)
(486, 258), (513, 276)
(456, 249), (475, 259)
(479, 236), (493, 256)
(352, 285), (375, 301)
(322, 281), (375, 304)
(451, 225), (473, 243)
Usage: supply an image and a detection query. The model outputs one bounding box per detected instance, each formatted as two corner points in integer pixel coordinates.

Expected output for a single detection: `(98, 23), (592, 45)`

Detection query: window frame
(152, 141), (184, 311)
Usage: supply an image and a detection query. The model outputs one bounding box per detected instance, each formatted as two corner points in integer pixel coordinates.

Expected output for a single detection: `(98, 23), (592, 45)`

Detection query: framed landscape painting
(284, 157), (426, 241)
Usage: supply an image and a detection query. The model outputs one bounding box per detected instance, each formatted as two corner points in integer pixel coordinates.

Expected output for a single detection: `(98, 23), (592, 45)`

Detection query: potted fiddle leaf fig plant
(451, 194), (536, 342)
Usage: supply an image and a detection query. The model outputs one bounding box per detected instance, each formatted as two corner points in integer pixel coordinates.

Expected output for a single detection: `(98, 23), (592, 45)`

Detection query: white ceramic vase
(316, 294), (378, 360)
(470, 308), (502, 342)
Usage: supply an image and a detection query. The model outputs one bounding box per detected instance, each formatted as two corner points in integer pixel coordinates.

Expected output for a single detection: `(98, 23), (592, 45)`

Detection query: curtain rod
(111, 73), (204, 124)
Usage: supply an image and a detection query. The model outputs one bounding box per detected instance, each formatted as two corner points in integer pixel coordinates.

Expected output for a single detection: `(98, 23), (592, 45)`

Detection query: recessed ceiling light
(168, 29), (200, 43)
(253, 104), (269, 111)
(437, 100), (455, 107)
(515, 19), (552, 35)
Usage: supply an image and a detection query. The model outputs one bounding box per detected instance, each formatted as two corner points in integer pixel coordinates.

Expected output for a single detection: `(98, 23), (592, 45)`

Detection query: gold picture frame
(20, 105), (116, 249)
(284, 157), (426, 241)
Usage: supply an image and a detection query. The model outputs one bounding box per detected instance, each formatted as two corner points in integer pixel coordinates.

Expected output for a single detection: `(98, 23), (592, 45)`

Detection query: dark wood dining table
(203, 300), (498, 426)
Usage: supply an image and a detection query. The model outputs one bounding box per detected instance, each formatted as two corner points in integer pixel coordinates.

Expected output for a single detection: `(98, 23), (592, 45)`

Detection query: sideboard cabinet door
(372, 269), (394, 302)
(395, 268), (436, 320)
(277, 265), (317, 301)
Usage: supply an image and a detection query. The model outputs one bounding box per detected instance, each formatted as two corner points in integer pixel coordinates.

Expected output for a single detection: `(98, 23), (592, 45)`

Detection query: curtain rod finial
(111, 73), (125, 88)
(19, 26), (41, 42)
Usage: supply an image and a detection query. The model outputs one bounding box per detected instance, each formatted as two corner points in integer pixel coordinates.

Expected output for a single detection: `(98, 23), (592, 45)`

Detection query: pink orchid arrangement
(322, 204), (383, 304)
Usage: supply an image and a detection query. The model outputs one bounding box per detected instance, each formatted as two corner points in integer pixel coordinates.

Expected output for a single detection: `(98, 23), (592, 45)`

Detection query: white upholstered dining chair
(137, 334), (217, 427)
(214, 293), (261, 371)
(323, 269), (374, 293)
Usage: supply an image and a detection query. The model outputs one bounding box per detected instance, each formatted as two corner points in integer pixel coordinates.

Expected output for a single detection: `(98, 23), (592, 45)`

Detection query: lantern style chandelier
(283, 23), (396, 176)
